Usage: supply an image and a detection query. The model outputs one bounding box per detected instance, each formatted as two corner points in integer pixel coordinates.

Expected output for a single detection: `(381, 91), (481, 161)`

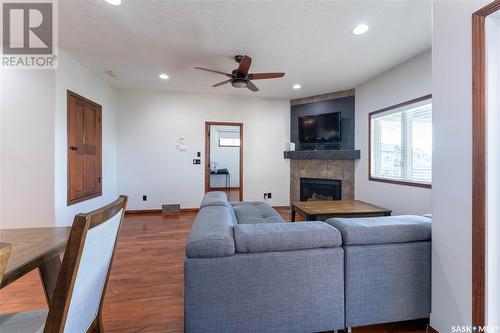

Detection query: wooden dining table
(0, 227), (71, 305)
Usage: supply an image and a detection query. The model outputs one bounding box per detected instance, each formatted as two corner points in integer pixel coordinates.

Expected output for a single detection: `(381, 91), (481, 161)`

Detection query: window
(369, 95), (432, 188)
(219, 138), (240, 147)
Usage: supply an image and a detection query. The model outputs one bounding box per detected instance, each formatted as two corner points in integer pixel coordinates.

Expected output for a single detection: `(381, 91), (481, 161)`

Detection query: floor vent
(162, 204), (180, 216)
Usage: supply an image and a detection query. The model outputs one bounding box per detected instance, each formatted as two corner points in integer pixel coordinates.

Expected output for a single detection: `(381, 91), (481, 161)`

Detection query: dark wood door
(67, 91), (102, 205)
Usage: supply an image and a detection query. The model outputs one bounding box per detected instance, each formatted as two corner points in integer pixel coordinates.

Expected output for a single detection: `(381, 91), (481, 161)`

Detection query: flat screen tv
(299, 112), (341, 143)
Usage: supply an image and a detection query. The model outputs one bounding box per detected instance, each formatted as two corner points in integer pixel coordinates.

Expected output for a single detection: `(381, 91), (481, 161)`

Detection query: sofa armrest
(234, 222), (342, 253)
(186, 206), (235, 258)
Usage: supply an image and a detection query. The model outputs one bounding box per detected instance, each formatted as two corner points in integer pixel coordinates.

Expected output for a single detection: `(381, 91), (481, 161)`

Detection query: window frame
(368, 94), (432, 189)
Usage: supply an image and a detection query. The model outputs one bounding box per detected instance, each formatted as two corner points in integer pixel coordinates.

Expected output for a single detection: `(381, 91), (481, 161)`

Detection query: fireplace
(300, 178), (342, 201)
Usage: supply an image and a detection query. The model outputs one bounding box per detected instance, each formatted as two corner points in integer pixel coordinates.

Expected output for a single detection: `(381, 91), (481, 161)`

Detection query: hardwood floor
(0, 211), (428, 333)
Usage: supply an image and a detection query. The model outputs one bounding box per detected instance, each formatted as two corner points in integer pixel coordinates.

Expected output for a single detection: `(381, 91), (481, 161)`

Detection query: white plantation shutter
(370, 98), (432, 186)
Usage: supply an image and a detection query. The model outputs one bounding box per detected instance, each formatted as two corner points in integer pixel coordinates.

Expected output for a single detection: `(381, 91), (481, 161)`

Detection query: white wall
(116, 90), (290, 209)
(209, 125), (240, 188)
(432, 1), (489, 331)
(0, 51), (118, 229)
(485, 13), (500, 328)
(354, 50), (432, 215)
(54, 51), (118, 226)
(0, 70), (55, 228)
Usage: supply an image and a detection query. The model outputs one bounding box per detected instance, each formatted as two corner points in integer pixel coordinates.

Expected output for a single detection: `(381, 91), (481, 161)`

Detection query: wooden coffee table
(291, 200), (392, 221)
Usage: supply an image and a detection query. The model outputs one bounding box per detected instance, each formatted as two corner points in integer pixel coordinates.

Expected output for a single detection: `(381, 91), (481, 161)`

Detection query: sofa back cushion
(325, 215), (431, 246)
(232, 202), (285, 224)
(234, 222), (342, 253)
(186, 206), (236, 258)
(200, 191), (231, 208)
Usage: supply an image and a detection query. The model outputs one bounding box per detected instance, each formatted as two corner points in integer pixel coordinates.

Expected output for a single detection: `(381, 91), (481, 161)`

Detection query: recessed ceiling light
(104, 0), (122, 5)
(352, 24), (369, 35)
(292, 84), (302, 90)
(159, 73), (169, 80)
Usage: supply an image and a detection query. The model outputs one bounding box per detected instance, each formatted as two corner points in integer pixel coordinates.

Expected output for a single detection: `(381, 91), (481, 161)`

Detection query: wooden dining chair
(0, 195), (128, 333)
(0, 242), (12, 285)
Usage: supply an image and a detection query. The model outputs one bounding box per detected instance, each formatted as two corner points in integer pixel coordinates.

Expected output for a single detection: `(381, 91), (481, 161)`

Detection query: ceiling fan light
(292, 84), (302, 90)
(232, 78), (248, 88)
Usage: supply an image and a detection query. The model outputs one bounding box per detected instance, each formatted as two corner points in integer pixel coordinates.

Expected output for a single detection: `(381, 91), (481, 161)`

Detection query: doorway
(205, 122), (243, 201)
(472, 2), (500, 327)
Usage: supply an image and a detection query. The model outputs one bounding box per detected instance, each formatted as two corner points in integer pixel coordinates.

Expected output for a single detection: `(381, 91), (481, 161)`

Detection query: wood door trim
(205, 122), (243, 201)
(472, 1), (500, 327)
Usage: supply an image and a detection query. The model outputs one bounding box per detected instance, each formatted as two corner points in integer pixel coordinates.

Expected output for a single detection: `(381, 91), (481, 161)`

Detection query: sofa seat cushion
(234, 222), (342, 253)
(232, 202), (285, 224)
(186, 206), (236, 258)
(325, 215), (431, 246)
(200, 191), (231, 209)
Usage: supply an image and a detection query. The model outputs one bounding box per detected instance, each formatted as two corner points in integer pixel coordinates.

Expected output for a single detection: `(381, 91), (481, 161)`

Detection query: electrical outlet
(142, 195), (147, 201)
(197, 152), (201, 157)
(264, 193), (268, 199)
(193, 159), (201, 164)
(267, 192), (272, 199)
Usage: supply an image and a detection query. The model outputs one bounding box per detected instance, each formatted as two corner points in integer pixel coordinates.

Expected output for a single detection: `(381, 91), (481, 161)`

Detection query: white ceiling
(59, 0), (431, 99)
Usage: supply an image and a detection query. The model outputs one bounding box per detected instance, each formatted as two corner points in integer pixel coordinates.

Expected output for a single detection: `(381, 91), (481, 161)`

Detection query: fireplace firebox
(300, 178), (342, 201)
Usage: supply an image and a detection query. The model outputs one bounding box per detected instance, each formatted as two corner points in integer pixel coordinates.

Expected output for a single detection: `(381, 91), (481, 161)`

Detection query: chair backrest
(44, 195), (128, 333)
(0, 242), (12, 285)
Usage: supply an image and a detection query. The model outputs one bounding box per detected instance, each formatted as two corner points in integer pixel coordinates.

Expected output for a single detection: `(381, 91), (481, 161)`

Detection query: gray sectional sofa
(184, 192), (431, 333)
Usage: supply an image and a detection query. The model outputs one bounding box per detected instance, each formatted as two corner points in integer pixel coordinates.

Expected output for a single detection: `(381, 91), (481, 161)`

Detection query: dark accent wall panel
(290, 95), (355, 151)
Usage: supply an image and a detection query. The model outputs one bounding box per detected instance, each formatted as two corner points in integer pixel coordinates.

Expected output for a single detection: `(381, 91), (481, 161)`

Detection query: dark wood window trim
(471, 1), (500, 327)
(205, 122), (243, 201)
(67, 90), (103, 205)
(368, 95), (432, 189)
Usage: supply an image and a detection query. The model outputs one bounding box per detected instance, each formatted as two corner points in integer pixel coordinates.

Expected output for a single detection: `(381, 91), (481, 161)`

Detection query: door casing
(204, 121), (243, 201)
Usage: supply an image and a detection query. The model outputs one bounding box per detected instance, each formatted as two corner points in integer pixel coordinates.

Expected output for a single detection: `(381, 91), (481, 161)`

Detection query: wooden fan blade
(212, 79), (232, 87)
(238, 55), (252, 75)
(249, 72), (285, 80)
(194, 67), (231, 76)
(246, 80), (259, 92)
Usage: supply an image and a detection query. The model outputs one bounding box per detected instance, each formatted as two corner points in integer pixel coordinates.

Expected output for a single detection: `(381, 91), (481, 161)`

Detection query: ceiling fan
(194, 55), (285, 92)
